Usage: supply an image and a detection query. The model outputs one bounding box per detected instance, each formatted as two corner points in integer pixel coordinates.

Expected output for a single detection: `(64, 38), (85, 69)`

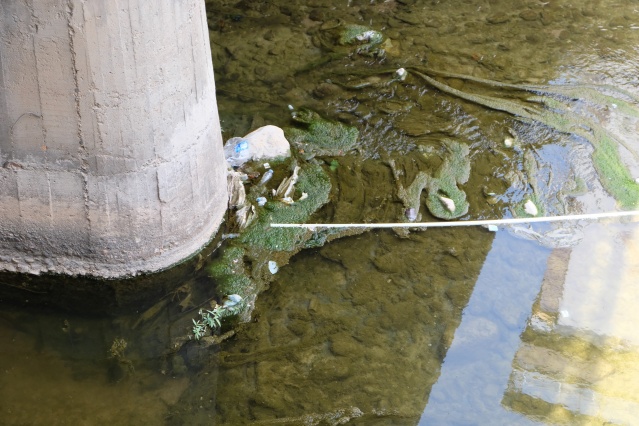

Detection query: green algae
(208, 246), (253, 296)
(391, 140), (471, 221)
(410, 67), (639, 209)
(426, 140), (471, 220)
(592, 133), (639, 208)
(285, 108), (359, 158)
(239, 163), (331, 252)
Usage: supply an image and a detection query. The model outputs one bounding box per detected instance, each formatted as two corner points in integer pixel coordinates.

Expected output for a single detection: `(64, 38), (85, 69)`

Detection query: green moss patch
(425, 140), (471, 220)
(240, 163), (332, 251)
(208, 246), (253, 296)
(592, 133), (639, 209)
(285, 109), (359, 158)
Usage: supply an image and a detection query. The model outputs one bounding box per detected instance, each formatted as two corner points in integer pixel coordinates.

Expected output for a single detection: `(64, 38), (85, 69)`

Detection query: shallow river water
(3, 0), (639, 424)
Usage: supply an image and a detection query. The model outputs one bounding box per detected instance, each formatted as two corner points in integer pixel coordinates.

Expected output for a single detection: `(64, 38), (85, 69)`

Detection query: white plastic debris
(259, 169), (274, 185)
(256, 196), (267, 206)
(560, 309), (570, 318)
(268, 261), (279, 274)
(263, 163), (271, 169)
(438, 195), (456, 212)
(504, 137), (514, 148)
(524, 199), (538, 216)
(223, 294), (243, 308)
(394, 67), (407, 81)
(486, 224), (499, 232)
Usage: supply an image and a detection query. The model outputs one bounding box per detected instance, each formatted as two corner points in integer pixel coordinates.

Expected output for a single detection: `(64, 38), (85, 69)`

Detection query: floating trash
(438, 195), (456, 212)
(395, 67), (407, 81)
(223, 294), (243, 308)
(222, 233), (240, 240)
(259, 169), (274, 185)
(268, 261), (279, 274)
(405, 207), (417, 222)
(256, 197), (267, 206)
(524, 199), (538, 216)
(486, 224), (499, 232)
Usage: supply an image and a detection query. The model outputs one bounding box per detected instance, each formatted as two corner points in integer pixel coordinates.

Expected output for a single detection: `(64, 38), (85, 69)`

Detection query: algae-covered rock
(208, 246), (253, 296)
(203, 157), (353, 341)
(425, 140), (471, 220)
(240, 162), (331, 252)
(285, 108), (359, 159)
(338, 25), (384, 49)
(390, 139), (471, 223)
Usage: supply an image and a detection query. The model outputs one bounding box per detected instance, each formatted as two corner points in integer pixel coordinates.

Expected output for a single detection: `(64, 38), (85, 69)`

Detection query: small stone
(487, 13), (510, 24)
(312, 82), (341, 99)
(519, 10), (540, 21)
(308, 9), (325, 22)
(504, 137), (514, 148)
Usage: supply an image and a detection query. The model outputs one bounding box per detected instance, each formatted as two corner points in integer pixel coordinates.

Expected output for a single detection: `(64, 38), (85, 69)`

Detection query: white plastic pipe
(271, 210), (639, 229)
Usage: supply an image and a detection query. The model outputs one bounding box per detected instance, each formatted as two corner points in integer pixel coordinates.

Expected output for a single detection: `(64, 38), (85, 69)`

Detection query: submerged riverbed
(3, 0), (639, 424)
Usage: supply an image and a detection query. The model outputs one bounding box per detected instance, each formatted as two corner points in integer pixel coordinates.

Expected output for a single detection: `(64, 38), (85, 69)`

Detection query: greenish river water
(3, 0), (639, 424)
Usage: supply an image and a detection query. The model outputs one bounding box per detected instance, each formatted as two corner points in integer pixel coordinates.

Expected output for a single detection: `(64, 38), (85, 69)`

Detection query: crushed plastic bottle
(259, 169), (273, 185)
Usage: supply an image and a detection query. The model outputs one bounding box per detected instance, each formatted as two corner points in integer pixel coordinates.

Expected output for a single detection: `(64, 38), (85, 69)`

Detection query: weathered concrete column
(0, 0), (227, 277)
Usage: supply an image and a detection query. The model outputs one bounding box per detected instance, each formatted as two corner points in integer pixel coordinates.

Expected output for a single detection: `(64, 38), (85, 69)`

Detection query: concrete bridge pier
(0, 0), (228, 278)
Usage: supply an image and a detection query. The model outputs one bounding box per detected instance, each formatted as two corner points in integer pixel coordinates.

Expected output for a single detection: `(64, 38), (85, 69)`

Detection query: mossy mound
(203, 163), (334, 335)
(402, 171), (429, 212)
(425, 140), (471, 220)
(239, 163), (332, 252)
(208, 246), (253, 296)
(285, 108), (359, 158)
(426, 178), (470, 219)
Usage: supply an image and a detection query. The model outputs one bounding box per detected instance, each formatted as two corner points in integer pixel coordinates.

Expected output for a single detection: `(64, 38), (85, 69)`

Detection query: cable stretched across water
(270, 210), (639, 230)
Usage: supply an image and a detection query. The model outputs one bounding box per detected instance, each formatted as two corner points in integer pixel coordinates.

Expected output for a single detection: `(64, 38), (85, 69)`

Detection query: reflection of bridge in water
(420, 220), (639, 425)
(505, 222), (639, 424)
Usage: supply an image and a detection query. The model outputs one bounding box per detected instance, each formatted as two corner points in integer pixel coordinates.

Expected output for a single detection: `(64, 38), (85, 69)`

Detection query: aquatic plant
(191, 295), (245, 340)
(108, 337), (134, 375)
(285, 108), (359, 158)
